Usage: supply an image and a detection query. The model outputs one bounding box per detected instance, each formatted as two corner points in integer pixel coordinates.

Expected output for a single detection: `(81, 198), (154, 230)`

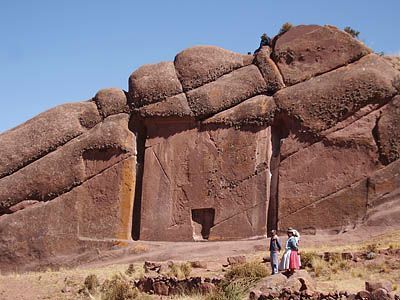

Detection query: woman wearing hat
(279, 228), (300, 274)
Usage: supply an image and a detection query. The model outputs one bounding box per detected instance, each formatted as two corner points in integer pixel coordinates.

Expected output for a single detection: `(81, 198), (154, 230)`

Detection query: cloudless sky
(0, 0), (399, 132)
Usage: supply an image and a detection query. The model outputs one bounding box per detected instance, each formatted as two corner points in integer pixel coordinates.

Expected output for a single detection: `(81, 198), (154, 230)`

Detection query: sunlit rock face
(0, 24), (399, 271)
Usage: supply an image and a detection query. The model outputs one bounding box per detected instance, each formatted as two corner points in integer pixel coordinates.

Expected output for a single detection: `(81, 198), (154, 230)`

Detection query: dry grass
(166, 262), (193, 279)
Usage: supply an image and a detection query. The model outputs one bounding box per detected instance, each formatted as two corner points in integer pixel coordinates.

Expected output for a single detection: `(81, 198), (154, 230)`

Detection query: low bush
(84, 274), (99, 294)
(344, 26), (360, 38)
(168, 262), (192, 279)
(300, 251), (320, 268)
(279, 22), (293, 35)
(225, 261), (268, 281)
(101, 273), (138, 300)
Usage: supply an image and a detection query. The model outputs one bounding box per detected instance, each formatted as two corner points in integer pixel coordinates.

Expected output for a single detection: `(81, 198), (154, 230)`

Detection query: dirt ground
(1, 225), (399, 300)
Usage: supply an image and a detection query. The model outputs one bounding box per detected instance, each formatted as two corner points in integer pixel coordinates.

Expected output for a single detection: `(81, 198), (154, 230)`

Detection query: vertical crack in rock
(129, 116), (147, 240)
(267, 123), (287, 232)
(371, 113), (385, 165)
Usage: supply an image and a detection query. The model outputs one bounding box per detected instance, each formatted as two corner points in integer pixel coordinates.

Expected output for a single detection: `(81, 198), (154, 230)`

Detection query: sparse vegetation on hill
(344, 26), (360, 38)
(279, 22), (293, 34)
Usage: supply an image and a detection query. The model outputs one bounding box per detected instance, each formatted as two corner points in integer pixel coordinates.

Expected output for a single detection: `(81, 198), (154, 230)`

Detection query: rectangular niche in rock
(191, 208), (215, 240)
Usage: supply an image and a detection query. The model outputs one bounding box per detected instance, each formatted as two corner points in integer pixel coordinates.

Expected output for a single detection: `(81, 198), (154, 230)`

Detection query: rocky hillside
(0, 24), (399, 272)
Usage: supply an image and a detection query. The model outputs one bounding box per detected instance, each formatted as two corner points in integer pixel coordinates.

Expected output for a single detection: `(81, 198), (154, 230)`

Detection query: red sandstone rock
(174, 45), (246, 91)
(366, 280), (392, 293)
(0, 157), (135, 271)
(273, 24), (371, 85)
(9, 200), (39, 212)
(254, 46), (285, 93)
(278, 112), (381, 230)
(128, 61), (183, 107)
(274, 54), (399, 132)
(371, 288), (392, 300)
(93, 88), (129, 117)
(0, 114), (134, 214)
(376, 95), (400, 164)
(203, 95), (276, 126)
(227, 255), (246, 265)
(186, 65), (267, 118)
(139, 120), (271, 241)
(0, 102), (101, 179)
(139, 93), (193, 118)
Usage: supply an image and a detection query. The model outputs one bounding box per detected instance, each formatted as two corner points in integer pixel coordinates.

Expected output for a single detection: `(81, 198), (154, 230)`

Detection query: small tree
(279, 22), (293, 35)
(344, 26), (360, 39)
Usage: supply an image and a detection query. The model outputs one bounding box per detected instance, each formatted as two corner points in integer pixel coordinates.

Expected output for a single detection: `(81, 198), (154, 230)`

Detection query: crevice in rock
(0, 133), (81, 181)
(213, 200), (265, 228)
(129, 116), (147, 241)
(267, 122), (288, 233)
(371, 113), (386, 165)
(280, 177), (367, 220)
(0, 155), (136, 216)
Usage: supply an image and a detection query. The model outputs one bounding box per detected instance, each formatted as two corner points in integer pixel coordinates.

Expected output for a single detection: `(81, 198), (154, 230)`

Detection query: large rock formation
(0, 24), (399, 271)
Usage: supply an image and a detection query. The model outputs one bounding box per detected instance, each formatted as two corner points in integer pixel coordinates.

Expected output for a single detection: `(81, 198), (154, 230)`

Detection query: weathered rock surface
(128, 61), (183, 107)
(0, 157), (135, 271)
(278, 112), (382, 230)
(0, 102), (101, 179)
(93, 88), (129, 117)
(186, 65), (267, 118)
(139, 93), (193, 118)
(376, 95), (400, 164)
(203, 95), (276, 126)
(274, 54), (399, 132)
(273, 24), (371, 85)
(0, 23), (400, 271)
(139, 120), (271, 241)
(174, 45), (247, 91)
(0, 114), (134, 214)
(254, 46), (285, 93)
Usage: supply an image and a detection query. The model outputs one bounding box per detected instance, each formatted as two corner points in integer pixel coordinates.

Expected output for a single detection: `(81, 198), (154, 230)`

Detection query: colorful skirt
(289, 250), (300, 270)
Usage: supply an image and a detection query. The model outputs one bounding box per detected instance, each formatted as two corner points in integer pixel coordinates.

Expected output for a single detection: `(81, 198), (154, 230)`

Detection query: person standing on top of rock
(279, 228), (300, 274)
(269, 230), (282, 275)
(254, 33), (271, 54)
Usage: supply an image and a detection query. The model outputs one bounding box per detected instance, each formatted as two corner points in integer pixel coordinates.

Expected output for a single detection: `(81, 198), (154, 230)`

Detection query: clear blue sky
(1, 0), (399, 132)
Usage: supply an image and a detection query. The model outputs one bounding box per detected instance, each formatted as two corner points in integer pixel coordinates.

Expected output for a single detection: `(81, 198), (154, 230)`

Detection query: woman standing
(279, 228), (300, 274)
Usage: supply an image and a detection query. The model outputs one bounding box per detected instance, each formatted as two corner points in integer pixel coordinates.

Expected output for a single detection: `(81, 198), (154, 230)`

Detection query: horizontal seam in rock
(196, 91), (270, 121)
(212, 200), (266, 227)
(0, 132), (85, 181)
(279, 176), (368, 220)
(2, 155), (136, 214)
(0, 114), (130, 182)
(272, 47), (370, 87)
(279, 101), (390, 163)
(175, 61), (246, 94)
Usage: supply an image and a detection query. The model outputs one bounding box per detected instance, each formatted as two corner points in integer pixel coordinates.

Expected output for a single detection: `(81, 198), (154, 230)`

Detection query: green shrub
(344, 26), (360, 38)
(279, 22), (293, 35)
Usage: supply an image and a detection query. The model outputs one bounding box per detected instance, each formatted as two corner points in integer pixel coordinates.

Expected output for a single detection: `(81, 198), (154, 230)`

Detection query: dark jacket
(269, 236), (281, 252)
